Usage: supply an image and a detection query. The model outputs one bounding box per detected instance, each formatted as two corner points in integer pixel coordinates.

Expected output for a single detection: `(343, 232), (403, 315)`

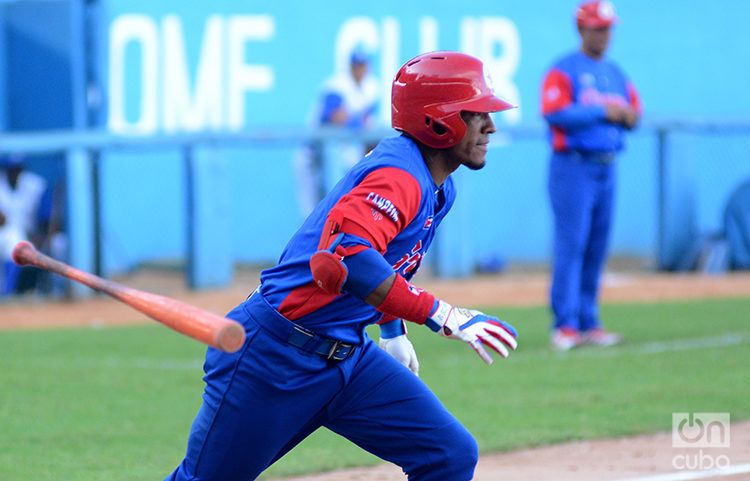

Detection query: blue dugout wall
(1, 0), (749, 286)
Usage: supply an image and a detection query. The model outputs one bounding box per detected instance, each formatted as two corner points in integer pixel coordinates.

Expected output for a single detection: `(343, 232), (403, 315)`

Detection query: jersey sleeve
(320, 92), (344, 124)
(321, 167), (422, 253)
(541, 68), (574, 115)
(542, 67), (606, 128)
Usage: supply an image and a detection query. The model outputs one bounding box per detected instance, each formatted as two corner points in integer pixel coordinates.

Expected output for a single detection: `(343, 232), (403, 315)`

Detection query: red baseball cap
(576, 0), (617, 28)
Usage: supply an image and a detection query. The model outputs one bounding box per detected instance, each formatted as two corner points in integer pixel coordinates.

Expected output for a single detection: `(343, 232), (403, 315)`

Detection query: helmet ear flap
(425, 116), (448, 136)
(420, 112), (466, 148)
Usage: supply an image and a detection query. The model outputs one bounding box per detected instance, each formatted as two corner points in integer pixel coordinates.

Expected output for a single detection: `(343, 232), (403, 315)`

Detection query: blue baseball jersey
(541, 50), (641, 152)
(256, 134), (455, 344)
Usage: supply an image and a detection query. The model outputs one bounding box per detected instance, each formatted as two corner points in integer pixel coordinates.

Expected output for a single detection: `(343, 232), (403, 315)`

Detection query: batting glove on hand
(426, 300), (518, 364)
(379, 335), (420, 376)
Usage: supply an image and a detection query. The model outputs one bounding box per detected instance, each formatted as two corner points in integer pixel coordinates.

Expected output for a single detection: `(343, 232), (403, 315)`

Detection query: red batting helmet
(391, 51), (514, 149)
(576, 0), (617, 28)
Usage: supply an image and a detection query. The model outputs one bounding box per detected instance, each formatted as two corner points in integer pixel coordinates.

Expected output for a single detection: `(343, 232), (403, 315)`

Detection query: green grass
(0, 297), (748, 480)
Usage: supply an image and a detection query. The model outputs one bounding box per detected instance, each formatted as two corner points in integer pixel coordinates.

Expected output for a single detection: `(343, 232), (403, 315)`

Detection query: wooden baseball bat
(11, 241), (246, 353)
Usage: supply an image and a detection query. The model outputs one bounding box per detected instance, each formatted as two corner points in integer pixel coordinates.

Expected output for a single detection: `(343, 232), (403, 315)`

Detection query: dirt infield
(267, 421), (750, 481)
(2, 269), (749, 481)
(1, 269), (750, 330)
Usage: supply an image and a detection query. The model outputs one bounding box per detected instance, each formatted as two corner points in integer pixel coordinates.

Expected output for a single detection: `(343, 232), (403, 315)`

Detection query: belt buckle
(326, 340), (353, 361)
(327, 340), (342, 360)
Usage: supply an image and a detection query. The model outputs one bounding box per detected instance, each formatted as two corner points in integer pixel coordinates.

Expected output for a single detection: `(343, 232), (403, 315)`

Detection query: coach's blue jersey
(254, 135), (455, 344)
(541, 51), (641, 153)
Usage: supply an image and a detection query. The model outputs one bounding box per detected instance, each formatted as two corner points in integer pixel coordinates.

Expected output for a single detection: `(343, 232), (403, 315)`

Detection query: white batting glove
(379, 335), (420, 376)
(426, 300), (518, 364)
(378, 318), (419, 375)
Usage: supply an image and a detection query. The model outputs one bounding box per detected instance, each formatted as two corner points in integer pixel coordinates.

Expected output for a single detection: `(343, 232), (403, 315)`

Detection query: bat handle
(11, 240), (36, 267)
(11, 240), (246, 353)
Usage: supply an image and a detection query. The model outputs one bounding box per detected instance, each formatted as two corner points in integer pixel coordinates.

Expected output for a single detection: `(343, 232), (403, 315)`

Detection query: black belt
(243, 291), (355, 362)
(287, 325), (355, 361)
(563, 150), (616, 164)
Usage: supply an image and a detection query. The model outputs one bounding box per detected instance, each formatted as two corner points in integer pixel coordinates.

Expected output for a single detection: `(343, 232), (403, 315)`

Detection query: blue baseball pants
(165, 291), (478, 481)
(548, 151), (616, 331)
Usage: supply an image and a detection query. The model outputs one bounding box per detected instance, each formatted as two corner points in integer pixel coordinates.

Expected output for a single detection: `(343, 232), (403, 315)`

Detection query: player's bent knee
(449, 430), (479, 478)
(409, 424), (478, 481)
(440, 425), (478, 479)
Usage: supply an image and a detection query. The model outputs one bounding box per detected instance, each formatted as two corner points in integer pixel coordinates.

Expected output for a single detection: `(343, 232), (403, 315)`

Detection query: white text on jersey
(366, 192), (400, 223)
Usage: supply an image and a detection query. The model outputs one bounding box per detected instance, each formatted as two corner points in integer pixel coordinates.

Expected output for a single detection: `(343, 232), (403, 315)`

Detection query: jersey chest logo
(393, 240), (423, 276)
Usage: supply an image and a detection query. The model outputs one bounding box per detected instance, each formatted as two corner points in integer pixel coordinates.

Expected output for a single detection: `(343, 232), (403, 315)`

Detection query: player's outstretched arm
(371, 274), (518, 365)
(424, 301), (517, 365)
(310, 243), (517, 364)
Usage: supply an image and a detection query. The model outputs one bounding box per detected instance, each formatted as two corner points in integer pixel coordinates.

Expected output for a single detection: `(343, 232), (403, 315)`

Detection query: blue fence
(1, 119), (748, 295)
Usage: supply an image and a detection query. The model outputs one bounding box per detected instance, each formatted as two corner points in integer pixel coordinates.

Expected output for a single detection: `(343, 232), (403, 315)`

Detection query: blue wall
(4, 0), (80, 130)
(95, 0), (750, 273)
(3, 0), (750, 276)
(0, 7), (5, 130)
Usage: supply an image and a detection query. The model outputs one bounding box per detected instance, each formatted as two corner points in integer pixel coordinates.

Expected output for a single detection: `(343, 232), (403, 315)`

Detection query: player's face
(449, 111), (497, 170)
(351, 62), (368, 84)
(580, 26), (611, 58)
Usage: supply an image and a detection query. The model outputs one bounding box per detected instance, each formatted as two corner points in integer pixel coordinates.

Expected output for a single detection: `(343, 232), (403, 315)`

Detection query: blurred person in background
(0, 154), (50, 296)
(541, 0), (641, 350)
(294, 46), (380, 219)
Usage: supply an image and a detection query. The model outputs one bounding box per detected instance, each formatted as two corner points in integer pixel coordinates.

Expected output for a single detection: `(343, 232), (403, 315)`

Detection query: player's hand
(379, 335), (420, 376)
(426, 300), (518, 364)
(621, 106), (640, 129)
(604, 103), (627, 124)
(604, 103), (639, 128)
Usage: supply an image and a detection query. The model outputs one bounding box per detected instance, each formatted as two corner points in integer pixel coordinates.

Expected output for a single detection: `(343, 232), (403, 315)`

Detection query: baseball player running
(165, 51), (518, 481)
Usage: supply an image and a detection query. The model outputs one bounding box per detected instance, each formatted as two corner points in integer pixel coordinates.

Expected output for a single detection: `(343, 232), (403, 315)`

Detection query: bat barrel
(214, 322), (246, 352)
(10, 241), (246, 353)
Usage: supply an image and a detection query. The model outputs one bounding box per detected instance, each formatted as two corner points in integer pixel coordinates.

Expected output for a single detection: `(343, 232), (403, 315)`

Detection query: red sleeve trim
(551, 126), (568, 151)
(542, 68), (574, 115)
(322, 167), (422, 253)
(376, 275), (435, 325)
(627, 82), (642, 114)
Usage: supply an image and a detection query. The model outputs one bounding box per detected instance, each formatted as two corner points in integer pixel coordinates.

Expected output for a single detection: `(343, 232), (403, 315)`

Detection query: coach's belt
(569, 150), (616, 164)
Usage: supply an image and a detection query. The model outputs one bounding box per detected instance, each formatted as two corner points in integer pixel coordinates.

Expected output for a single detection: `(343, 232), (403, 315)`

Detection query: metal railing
(1, 119), (749, 295)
